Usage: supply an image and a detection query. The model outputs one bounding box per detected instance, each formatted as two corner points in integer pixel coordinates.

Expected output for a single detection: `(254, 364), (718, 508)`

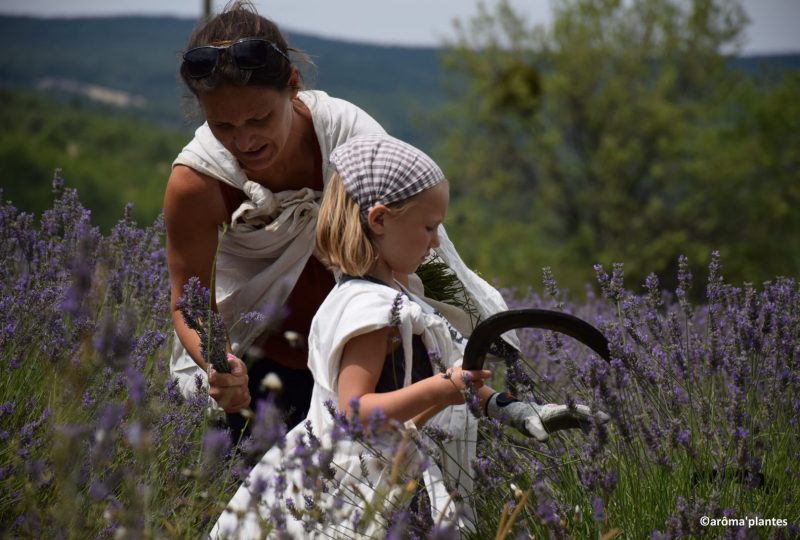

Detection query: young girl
(212, 134), (604, 539)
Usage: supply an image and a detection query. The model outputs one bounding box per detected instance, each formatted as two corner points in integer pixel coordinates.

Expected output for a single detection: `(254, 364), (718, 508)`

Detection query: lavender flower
(591, 496), (605, 522)
(201, 428), (233, 471)
(176, 276), (230, 373)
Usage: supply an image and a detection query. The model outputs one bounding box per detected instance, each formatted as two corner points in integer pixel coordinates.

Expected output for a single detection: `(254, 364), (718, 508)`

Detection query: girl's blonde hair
(317, 172), (376, 276)
(316, 172), (427, 276)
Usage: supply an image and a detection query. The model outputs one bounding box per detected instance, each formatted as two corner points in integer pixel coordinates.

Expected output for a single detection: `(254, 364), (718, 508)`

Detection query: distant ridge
(0, 15), (445, 152)
(0, 15), (797, 153)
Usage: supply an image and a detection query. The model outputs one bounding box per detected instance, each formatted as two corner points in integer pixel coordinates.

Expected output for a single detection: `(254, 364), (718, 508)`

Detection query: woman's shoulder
(165, 165), (228, 225)
(167, 164), (219, 199)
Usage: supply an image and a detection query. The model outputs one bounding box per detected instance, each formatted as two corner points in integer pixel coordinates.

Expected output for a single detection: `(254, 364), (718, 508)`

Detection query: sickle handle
(462, 308), (611, 370)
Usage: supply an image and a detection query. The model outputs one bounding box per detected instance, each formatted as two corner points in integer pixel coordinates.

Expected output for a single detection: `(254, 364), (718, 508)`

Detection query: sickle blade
(462, 309), (611, 370)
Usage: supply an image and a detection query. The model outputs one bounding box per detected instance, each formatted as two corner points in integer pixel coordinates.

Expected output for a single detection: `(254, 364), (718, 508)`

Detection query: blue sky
(1, 0), (799, 54)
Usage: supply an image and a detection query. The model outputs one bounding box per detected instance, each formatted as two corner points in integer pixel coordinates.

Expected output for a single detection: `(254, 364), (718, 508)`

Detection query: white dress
(211, 278), (483, 539)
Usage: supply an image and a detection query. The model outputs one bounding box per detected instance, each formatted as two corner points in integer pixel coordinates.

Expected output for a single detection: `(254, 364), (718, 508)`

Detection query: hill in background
(0, 15), (446, 151)
(0, 15), (797, 232)
(2, 15), (796, 150)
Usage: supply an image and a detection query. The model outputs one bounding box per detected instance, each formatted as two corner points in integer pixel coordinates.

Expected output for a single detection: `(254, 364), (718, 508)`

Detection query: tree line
(436, 0), (800, 294)
(1, 0), (798, 294)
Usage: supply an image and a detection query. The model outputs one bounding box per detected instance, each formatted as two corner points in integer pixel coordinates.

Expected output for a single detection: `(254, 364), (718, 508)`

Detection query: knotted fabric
(329, 133), (445, 220)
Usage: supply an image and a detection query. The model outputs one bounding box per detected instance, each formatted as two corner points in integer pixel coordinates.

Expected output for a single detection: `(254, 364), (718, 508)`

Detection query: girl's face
(369, 182), (450, 278)
(198, 84), (296, 173)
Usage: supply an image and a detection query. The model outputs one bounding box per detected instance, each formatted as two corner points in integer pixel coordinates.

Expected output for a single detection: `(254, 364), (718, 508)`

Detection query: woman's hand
(208, 354), (251, 412)
(441, 366), (492, 405)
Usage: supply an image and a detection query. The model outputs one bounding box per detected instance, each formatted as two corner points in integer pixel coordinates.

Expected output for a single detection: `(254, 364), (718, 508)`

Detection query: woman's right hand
(208, 354), (251, 412)
(441, 366), (492, 405)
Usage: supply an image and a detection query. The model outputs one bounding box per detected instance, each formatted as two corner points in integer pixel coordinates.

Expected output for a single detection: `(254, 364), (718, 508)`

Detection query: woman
(164, 1), (386, 430)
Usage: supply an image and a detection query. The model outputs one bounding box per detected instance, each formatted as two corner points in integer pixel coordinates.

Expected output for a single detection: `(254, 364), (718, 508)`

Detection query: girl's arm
(411, 384), (496, 427)
(337, 327), (491, 425)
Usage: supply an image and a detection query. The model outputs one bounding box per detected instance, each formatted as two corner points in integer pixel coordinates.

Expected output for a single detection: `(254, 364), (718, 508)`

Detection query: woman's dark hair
(179, 0), (307, 95)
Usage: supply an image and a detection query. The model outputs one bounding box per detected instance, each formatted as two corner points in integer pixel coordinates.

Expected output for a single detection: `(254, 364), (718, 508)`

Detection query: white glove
(485, 392), (610, 442)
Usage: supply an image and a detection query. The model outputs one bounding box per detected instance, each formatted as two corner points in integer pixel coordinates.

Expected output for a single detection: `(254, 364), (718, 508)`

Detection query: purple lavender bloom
(60, 249), (93, 322)
(243, 398), (287, 456)
(237, 299), (287, 333)
(389, 293), (403, 328)
(675, 429), (691, 448)
(350, 508), (362, 532)
(594, 262), (625, 301)
(176, 277), (230, 373)
(534, 498), (560, 527)
(420, 424), (453, 444)
(201, 428), (233, 470)
(464, 388), (482, 418)
(366, 407), (388, 435)
(93, 308), (137, 367)
(51, 168), (65, 193)
(591, 496), (605, 522)
(542, 266), (565, 311)
(95, 403), (125, 437)
(0, 400), (15, 418)
(89, 479), (111, 501)
(124, 367), (147, 406)
(471, 455), (502, 486)
(386, 510), (410, 540)
(285, 497), (301, 520)
(676, 255), (693, 316)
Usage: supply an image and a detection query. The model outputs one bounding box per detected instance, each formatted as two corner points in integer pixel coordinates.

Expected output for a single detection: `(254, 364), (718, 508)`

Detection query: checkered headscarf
(329, 134), (446, 221)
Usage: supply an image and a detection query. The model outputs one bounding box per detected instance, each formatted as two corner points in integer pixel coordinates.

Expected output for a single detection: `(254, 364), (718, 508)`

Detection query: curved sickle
(462, 309), (611, 370)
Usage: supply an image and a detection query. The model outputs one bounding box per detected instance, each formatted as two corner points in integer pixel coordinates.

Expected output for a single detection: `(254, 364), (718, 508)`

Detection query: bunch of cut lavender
(176, 276), (230, 373)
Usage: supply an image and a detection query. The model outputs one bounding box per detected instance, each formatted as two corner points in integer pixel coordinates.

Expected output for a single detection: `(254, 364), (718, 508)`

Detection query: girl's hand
(208, 354), (251, 412)
(441, 366), (492, 405)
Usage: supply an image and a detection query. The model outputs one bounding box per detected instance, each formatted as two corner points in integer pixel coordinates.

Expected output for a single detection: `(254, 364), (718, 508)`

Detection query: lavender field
(1, 177), (798, 539)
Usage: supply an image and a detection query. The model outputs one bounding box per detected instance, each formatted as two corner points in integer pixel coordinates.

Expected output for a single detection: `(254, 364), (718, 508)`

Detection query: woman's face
(198, 84), (296, 173)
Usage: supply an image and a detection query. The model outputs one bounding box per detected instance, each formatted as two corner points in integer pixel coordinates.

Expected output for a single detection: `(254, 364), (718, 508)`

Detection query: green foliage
(438, 0), (800, 294)
(1, 13), (798, 287)
(0, 89), (185, 230)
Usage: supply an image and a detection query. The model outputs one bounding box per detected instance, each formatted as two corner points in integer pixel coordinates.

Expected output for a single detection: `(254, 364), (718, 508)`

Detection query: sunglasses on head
(183, 37), (290, 79)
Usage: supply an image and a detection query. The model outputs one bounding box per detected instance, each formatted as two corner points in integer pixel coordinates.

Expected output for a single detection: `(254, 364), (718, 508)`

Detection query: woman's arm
(164, 165), (250, 412)
(337, 327), (491, 426)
